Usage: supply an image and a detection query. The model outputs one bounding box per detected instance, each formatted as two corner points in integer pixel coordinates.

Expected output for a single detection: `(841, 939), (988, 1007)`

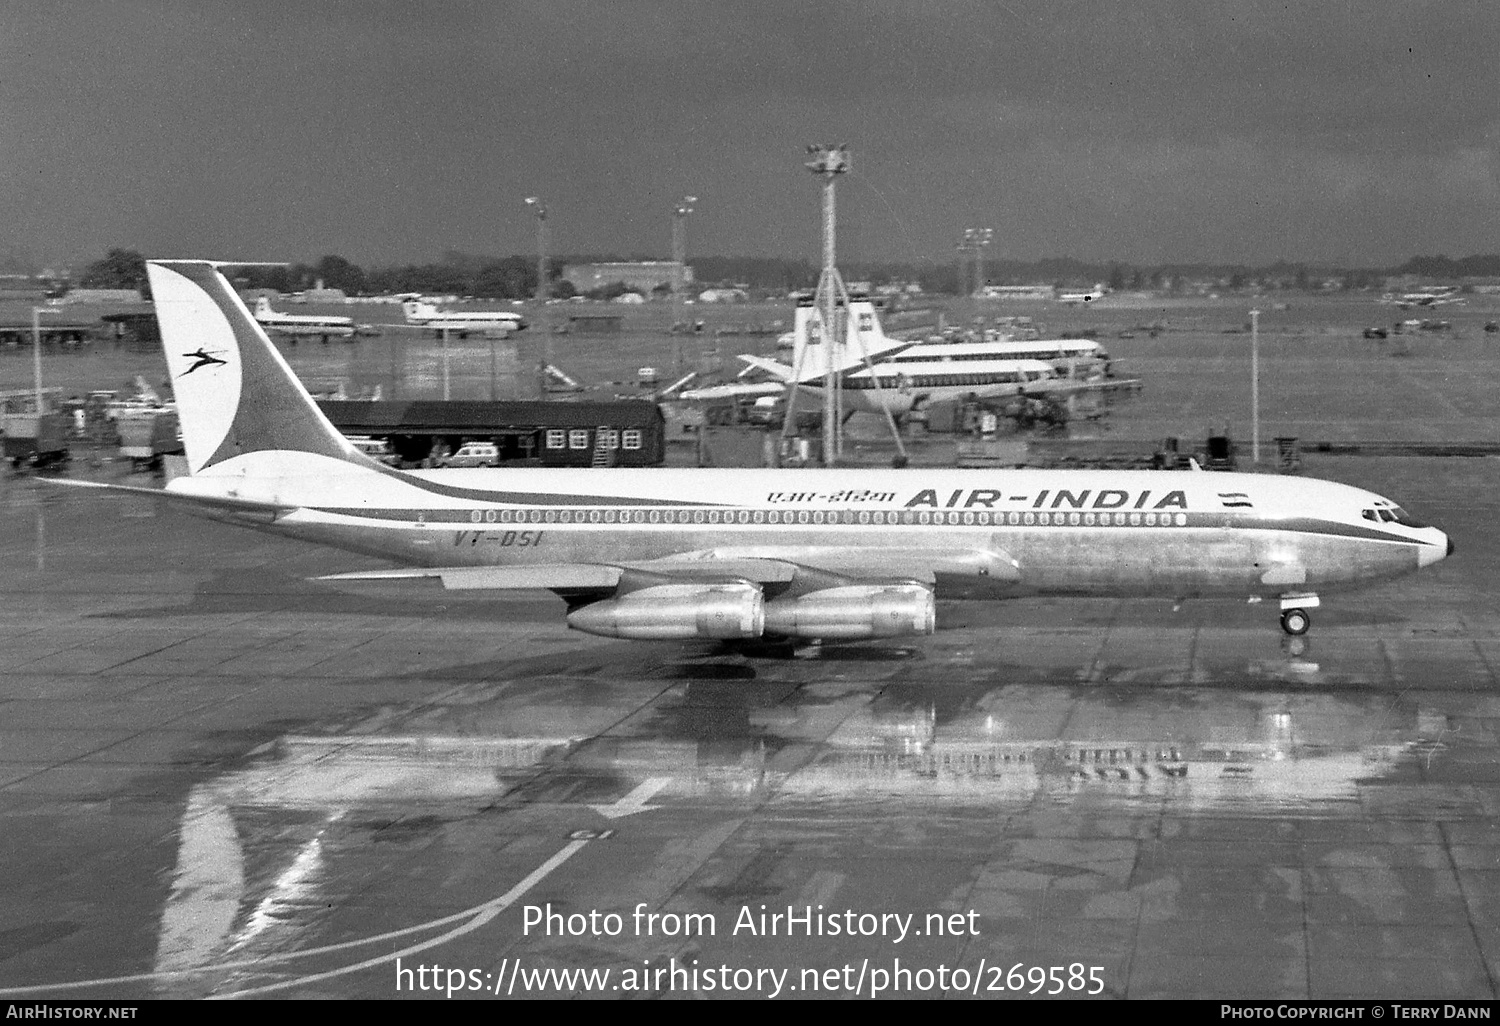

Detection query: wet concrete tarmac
(1, 456), (1498, 1000)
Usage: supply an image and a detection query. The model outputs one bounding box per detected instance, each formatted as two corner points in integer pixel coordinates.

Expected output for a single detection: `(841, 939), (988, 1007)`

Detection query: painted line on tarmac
(0, 837), (593, 995)
(212, 836), (592, 999)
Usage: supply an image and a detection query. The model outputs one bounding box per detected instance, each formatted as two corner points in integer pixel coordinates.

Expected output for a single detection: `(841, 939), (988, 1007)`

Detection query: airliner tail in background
(1058, 284), (1107, 305)
(784, 294), (914, 382)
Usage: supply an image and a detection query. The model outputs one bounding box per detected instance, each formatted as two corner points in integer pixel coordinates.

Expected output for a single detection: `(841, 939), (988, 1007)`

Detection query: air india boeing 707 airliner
(64, 260), (1451, 643)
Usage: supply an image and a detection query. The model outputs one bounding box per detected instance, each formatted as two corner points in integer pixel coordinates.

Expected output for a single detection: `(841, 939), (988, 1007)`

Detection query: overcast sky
(3, 0), (1498, 269)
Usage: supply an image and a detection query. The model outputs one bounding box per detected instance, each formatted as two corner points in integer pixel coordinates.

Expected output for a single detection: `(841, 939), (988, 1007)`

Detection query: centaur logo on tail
(181, 348), (227, 375)
(61, 260), (1452, 642)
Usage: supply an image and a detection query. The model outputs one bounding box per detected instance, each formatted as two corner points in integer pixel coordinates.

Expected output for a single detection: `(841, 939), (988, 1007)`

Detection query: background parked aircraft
(252, 296), (355, 340)
(401, 301), (527, 338)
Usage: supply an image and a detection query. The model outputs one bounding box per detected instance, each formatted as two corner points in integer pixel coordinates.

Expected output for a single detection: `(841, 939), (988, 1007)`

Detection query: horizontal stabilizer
(43, 478), (291, 520)
(737, 354), (796, 380)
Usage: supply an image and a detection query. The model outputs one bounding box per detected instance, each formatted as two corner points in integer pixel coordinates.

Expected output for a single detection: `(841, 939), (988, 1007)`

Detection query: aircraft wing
(317, 546), (1020, 590)
(318, 559), (798, 590)
(678, 381), (786, 402)
(1020, 377), (1142, 398)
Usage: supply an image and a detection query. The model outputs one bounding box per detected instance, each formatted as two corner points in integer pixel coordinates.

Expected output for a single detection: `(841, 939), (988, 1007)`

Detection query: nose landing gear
(1277, 593), (1319, 636)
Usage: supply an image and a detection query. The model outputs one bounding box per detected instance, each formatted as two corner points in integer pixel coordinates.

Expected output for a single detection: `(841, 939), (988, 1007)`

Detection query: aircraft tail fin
(788, 295), (829, 383)
(401, 300), (436, 322)
(788, 294), (913, 384)
(145, 261), (378, 477)
(845, 297), (914, 362)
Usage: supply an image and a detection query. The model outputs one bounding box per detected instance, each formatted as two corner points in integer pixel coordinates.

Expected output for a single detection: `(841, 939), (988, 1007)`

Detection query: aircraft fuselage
(181, 462), (1445, 603)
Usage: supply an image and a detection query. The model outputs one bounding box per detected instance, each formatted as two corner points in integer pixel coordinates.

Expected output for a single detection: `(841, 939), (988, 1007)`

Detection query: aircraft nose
(1419, 530), (1453, 568)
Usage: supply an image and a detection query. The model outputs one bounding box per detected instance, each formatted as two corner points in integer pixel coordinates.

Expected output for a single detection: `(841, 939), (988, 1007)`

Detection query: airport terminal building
(561, 261), (690, 296)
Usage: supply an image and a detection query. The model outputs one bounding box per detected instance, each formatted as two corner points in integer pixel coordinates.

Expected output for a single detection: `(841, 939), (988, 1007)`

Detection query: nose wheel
(1280, 608), (1311, 636)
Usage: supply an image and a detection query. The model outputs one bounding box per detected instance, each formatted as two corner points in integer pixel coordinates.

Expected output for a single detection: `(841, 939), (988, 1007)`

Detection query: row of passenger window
(844, 371), (1041, 390)
(1063, 748), (1185, 763)
(887, 349), (1099, 364)
(468, 507), (1192, 527)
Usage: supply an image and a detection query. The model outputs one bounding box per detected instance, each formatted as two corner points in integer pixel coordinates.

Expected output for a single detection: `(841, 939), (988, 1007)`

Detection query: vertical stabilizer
(789, 294), (825, 383)
(146, 261), (371, 476)
(844, 297), (913, 364)
(402, 301), (436, 322)
(789, 295), (912, 383)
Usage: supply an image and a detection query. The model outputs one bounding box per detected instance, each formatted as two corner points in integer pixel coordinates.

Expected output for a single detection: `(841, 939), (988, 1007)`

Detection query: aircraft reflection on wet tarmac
(135, 683), (1456, 995)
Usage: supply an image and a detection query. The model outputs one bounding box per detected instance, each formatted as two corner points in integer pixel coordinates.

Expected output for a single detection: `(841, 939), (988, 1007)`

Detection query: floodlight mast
(806, 144), (851, 465)
(1250, 307), (1261, 465)
(32, 306), (58, 414)
(525, 196), (550, 385)
(959, 227), (993, 324)
(966, 227), (993, 297)
(778, 146), (908, 466)
(672, 195), (697, 375)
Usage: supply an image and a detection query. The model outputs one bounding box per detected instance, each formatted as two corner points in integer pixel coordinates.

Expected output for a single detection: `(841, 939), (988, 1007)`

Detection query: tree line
(72, 247), (1500, 303)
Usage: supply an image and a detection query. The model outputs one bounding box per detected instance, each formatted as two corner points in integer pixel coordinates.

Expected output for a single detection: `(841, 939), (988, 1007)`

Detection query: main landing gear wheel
(1280, 608), (1311, 636)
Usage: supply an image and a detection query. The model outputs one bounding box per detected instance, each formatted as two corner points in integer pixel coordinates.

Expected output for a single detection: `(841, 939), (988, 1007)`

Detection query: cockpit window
(1363, 506), (1428, 528)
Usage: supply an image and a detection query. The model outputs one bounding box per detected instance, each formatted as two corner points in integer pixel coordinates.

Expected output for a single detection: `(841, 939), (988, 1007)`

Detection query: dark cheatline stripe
(1257, 516), (1433, 545)
(300, 504), (1435, 545)
(366, 462), (718, 507)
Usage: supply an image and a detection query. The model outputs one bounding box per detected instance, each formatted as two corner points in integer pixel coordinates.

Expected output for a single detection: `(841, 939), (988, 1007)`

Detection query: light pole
(965, 227), (993, 297)
(31, 307), (58, 413)
(1249, 308), (1260, 465)
(955, 244), (969, 311)
(959, 228), (993, 327)
(805, 145), (851, 465)
(671, 195), (697, 374)
(525, 196), (550, 389)
(777, 146), (907, 466)
(441, 325), (451, 401)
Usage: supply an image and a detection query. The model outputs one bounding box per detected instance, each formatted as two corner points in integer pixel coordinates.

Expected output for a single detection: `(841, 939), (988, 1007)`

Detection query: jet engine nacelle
(566, 582), (765, 640)
(762, 584), (936, 640)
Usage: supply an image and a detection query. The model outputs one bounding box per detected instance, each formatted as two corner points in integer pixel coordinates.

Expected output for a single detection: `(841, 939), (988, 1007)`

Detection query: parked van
(437, 441), (499, 468)
(347, 435), (397, 464)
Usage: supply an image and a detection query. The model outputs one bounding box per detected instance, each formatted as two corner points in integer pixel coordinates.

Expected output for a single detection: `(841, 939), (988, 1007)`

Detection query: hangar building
(317, 399), (666, 467)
